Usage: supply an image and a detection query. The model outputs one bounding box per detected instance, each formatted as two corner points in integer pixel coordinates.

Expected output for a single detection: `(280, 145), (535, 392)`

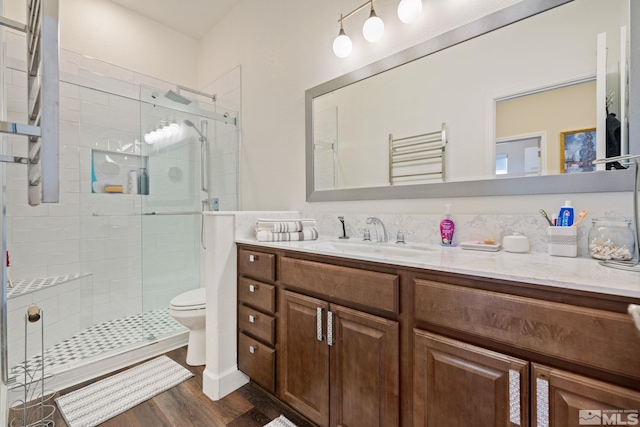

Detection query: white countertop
(236, 236), (640, 299)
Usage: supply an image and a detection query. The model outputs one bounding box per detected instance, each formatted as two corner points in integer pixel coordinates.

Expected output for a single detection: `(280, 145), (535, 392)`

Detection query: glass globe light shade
(333, 30), (352, 58)
(144, 132), (154, 144)
(363, 12), (384, 42)
(161, 125), (173, 138)
(169, 122), (181, 136)
(149, 130), (159, 143)
(397, 0), (422, 24)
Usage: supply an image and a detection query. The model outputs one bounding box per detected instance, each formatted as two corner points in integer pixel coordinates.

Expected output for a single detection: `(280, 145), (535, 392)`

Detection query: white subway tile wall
(3, 35), (240, 368)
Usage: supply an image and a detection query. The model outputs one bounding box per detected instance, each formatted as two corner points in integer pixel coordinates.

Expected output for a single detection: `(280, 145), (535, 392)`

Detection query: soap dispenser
(440, 204), (455, 245)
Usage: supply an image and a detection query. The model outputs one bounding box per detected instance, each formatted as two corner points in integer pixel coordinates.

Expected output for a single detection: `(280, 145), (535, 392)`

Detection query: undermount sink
(303, 240), (431, 260)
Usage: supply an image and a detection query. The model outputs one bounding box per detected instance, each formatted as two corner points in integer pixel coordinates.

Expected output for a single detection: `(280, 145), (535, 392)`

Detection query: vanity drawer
(238, 304), (276, 345)
(238, 332), (275, 392)
(280, 257), (399, 314)
(238, 278), (276, 314)
(414, 278), (640, 380)
(238, 249), (276, 282)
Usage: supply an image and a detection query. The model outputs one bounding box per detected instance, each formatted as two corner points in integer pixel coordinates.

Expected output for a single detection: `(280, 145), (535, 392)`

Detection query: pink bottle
(440, 204), (455, 245)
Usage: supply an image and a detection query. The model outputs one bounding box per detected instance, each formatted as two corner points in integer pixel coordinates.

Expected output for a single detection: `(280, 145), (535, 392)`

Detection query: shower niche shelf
(90, 149), (149, 194)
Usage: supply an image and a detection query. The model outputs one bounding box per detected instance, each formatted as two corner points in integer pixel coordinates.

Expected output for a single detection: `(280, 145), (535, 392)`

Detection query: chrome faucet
(365, 217), (388, 243)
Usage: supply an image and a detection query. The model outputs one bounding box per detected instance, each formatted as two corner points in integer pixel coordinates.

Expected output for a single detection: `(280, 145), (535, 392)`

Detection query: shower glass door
(138, 86), (239, 342)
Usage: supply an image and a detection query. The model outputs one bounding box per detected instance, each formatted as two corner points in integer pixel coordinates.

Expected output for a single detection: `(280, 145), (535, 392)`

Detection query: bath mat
(264, 415), (299, 427)
(55, 355), (193, 427)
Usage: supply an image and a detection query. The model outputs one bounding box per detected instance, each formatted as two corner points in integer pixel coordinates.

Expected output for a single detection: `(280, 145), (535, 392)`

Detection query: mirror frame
(306, 0), (639, 202)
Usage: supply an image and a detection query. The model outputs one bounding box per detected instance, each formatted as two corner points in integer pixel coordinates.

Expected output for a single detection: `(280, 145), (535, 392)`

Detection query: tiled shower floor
(8, 309), (185, 384)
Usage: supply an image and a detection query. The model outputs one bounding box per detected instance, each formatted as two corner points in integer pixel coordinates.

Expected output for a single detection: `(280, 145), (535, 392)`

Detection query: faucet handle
(360, 228), (372, 241)
(395, 230), (413, 244)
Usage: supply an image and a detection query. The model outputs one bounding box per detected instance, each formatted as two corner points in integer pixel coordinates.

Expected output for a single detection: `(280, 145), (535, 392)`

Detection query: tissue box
(548, 226), (577, 257)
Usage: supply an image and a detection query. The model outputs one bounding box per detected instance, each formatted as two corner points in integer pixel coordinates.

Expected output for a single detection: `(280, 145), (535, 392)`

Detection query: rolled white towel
(256, 228), (319, 242)
(628, 304), (640, 335)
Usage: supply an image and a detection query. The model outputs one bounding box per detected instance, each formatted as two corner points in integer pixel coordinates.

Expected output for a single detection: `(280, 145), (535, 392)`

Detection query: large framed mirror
(306, 0), (638, 201)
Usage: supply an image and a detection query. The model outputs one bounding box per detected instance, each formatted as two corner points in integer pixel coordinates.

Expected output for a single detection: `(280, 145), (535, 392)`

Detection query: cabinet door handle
(249, 284), (255, 293)
(327, 311), (334, 347)
(249, 254), (256, 262)
(316, 307), (324, 341)
(249, 315), (255, 323)
(509, 369), (522, 425)
(249, 345), (256, 354)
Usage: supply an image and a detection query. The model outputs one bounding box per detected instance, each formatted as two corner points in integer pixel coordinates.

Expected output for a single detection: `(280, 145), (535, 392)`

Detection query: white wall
(4, 0), (199, 88)
(198, 0), (633, 218)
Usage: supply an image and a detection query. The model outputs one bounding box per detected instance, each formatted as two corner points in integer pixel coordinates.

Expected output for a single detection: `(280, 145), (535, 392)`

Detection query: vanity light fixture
(363, 1), (384, 42)
(333, 15), (353, 58)
(397, 0), (422, 23)
(144, 116), (181, 145)
(333, 0), (422, 58)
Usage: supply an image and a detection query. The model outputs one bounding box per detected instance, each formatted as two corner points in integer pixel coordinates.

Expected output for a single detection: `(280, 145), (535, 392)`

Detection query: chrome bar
(0, 156), (28, 164)
(0, 120), (41, 137)
(142, 211), (203, 216)
(36, 0), (59, 204)
(393, 171), (443, 179)
(391, 132), (442, 145)
(201, 120), (209, 193)
(0, 16), (27, 32)
(392, 155), (443, 165)
(1, 153), (7, 385)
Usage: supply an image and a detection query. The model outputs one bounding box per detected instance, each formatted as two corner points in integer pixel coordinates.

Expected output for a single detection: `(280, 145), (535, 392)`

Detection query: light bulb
(363, 9), (384, 42)
(398, 0), (422, 24)
(333, 27), (352, 58)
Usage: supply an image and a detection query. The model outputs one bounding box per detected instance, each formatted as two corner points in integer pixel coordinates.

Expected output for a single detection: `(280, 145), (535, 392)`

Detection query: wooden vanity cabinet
(279, 257), (400, 427)
(236, 243), (640, 427)
(413, 329), (529, 427)
(237, 248), (277, 392)
(280, 290), (399, 427)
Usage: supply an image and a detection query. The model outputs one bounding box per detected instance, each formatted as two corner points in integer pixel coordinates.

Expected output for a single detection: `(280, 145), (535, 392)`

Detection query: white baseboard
(0, 381), (7, 427)
(202, 366), (249, 401)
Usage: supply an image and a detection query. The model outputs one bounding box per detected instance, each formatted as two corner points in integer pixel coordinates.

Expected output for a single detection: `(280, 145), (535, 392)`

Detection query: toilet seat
(170, 288), (206, 311)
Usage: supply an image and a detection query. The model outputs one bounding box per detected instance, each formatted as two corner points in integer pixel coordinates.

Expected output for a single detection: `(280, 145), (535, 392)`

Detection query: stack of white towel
(255, 218), (318, 242)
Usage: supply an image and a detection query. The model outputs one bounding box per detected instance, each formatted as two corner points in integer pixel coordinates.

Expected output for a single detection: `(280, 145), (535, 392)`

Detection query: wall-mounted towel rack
(1, 0), (59, 206)
(1, 0), (60, 387)
(389, 123), (447, 185)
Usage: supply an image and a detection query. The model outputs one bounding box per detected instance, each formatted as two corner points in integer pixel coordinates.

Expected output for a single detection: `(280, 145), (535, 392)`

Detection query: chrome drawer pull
(249, 284), (255, 293)
(249, 345), (256, 354)
(327, 311), (334, 346)
(317, 307), (323, 341)
(249, 315), (255, 323)
(249, 254), (256, 262)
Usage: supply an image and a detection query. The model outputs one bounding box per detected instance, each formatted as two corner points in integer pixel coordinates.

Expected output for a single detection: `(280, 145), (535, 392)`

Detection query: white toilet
(169, 287), (206, 366)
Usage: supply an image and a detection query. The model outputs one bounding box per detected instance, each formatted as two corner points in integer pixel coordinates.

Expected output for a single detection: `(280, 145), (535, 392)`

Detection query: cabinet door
(532, 364), (640, 427)
(329, 304), (399, 427)
(414, 329), (529, 427)
(280, 291), (330, 427)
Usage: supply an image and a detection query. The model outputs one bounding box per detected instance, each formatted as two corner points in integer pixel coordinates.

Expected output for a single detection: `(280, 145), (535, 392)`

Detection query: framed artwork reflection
(560, 128), (596, 173)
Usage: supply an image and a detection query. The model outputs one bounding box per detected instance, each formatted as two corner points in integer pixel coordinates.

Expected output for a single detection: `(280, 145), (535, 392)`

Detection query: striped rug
(55, 355), (193, 427)
(264, 415), (299, 427)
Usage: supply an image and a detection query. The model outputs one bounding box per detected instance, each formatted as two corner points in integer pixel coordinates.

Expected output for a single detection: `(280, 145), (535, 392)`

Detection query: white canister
(502, 232), (529, 253)
(128, 170), (139, 194)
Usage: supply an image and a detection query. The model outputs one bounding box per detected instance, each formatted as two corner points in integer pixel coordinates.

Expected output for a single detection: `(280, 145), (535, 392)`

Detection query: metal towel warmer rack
(0, 0), (60, 389)
(389, 123), (447, 185)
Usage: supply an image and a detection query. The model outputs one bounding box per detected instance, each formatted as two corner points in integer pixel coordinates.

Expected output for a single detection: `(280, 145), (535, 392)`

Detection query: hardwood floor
(22, 347), (316, 427)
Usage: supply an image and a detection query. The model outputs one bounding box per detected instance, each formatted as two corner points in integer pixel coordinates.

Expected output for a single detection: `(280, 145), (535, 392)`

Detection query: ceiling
(108, 0), (239, 39)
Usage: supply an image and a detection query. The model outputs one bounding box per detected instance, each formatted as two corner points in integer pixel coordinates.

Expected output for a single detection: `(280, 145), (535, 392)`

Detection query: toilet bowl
(169, 288), (206, 366)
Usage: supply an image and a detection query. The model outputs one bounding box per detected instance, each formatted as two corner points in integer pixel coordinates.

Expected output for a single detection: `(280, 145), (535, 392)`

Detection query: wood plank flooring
(18, 347), (316, 427)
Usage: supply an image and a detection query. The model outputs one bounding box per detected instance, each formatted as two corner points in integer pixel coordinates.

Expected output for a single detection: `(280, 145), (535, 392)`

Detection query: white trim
(202, 366), (249, 401)
(496, 131), (548, 176)
(596, 32), (607, 171)
(485, 74), (596, 178)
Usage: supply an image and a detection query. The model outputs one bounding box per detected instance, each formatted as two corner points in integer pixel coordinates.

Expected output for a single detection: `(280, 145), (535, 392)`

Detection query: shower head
(184, 119), (206, 141)
(165, 90), (192, 105)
